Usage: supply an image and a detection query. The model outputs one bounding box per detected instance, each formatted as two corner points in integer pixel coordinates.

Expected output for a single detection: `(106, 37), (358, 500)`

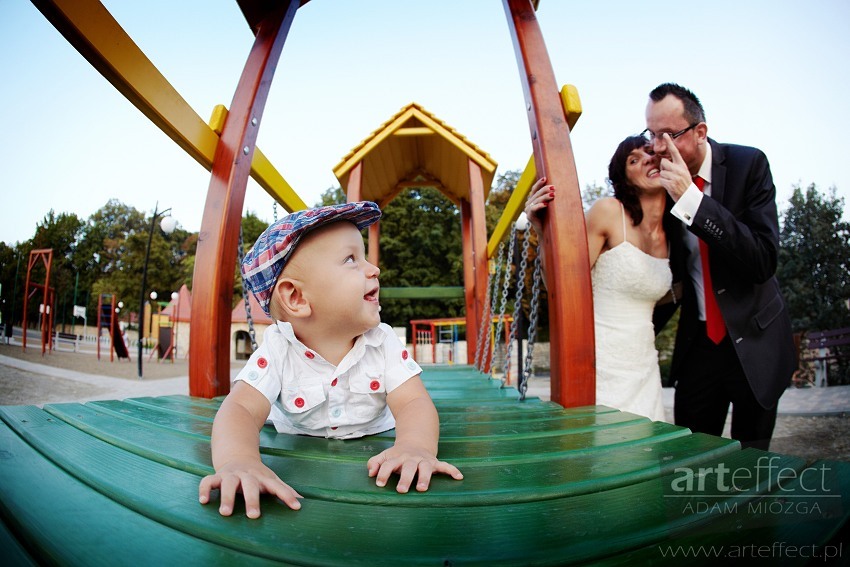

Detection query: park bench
(1, 366), (848, 565)
(804, 328), (850, 363)
(798, 327), (850, 386)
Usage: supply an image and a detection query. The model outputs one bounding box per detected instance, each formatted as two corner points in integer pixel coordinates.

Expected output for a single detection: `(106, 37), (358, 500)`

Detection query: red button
(370, 380), (380, 391)
(305, 351), (315, 359)
(402, 350), (409, 360)
(257, 357), (268, 368)
(331, 378), (338, 387)
(331, 426), (338, 430)
(294, 397), (305, 408)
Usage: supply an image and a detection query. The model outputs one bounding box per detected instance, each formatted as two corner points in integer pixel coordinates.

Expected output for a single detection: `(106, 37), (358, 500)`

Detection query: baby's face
(285, 221), (381, 333)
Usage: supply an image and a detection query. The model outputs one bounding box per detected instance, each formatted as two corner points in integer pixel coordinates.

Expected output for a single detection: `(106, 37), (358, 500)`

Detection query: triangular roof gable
(332, 102), (497, 206)
(160, 284), (192, 322)
(231, 291), (274, 325)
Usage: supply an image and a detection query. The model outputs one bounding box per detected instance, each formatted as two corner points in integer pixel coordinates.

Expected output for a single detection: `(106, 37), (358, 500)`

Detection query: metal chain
(237, 225), (258, 351)
(491, 225), (518, 382)
(474, 242), (505, 372)
(273, 201), (278, 223)
(504, 229), (532, 388)
(519, 226), (543, 400)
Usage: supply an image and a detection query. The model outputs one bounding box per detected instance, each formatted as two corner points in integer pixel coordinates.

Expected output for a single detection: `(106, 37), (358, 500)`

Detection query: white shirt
(670, 143), (713, 321)
(235, 322), (422, 439)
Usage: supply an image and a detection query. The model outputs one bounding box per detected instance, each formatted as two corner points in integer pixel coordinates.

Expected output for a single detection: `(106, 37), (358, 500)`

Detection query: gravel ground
(2, 342), (849, 464)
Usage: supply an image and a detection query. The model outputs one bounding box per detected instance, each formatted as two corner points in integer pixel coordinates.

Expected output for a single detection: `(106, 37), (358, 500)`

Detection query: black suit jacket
(656, 139), (795, 409)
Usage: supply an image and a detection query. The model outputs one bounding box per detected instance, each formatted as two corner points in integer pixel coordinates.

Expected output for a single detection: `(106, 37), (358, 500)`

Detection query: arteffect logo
(665, 456), (839, 516)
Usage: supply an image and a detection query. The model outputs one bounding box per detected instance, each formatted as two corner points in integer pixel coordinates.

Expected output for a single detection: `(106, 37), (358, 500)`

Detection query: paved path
(2, 353), (850, 416)
(526, 376), (850, 417)
(0, 353), (190, 403)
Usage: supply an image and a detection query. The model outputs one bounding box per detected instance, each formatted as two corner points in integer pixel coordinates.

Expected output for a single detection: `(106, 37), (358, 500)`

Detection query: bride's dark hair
(606, 135), (648, 226)
(606, 134), (676, 245)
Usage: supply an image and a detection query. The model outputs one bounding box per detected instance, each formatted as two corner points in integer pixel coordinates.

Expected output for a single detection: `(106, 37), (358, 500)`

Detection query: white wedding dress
(591, 205), (671, 422)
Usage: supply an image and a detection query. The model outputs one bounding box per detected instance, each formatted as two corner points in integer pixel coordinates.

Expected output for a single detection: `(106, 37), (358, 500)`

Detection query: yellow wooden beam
(486, 84), (582, 257)
(560, 84), (583, 131)
(393, 127), (435, 136)
(209, 105), (306, 212)
(32, 0), (305, 214)
(487, 155), (537, 258)
(333, 108), (416, 180)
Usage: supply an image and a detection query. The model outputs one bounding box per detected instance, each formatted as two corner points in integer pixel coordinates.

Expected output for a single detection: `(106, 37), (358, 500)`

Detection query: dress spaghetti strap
(619, 201), (627, 245)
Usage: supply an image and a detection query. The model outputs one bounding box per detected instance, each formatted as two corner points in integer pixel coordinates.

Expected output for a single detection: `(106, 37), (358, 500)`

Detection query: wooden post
(503, 0), (595, 407)
(460, 199), (480, 366)
(468, 159), (489, 366)
(344, 161), (380, 266)
(189, 2), (298, 398)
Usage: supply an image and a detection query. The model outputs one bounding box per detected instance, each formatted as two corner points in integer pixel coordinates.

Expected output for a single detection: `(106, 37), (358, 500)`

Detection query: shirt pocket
(280, 383), (326, 415)
(348, 371), (388, 422)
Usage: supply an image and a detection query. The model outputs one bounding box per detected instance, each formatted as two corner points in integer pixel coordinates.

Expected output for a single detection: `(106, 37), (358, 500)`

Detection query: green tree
(778, 183), (850, 383)
(378, 187), (465, 329)
(317, 186), (346, 206)
(233, 210), (273, 305)
(582, 181), (612, 211)
(78, 200), (190, 326)
(23, 210), (85, 331)
(0, 242), (24, 327)
(485, 170), (520, 233)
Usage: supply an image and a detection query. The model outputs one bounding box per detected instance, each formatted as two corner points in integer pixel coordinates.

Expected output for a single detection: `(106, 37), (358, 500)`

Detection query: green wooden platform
(1, 365), (848, 565)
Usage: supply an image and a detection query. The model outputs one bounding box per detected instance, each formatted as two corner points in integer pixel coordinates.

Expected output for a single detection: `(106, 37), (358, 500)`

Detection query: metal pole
(9, 253), (20, 340)
(138, 203), (170, 378)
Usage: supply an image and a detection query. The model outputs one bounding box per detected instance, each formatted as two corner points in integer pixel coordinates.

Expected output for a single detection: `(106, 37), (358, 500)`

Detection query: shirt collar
(697, 141), (713, 184)
(274, 321), (385, 360)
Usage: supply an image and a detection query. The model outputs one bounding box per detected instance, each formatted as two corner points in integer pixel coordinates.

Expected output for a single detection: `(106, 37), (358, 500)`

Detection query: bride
(525, 135), (672, 421)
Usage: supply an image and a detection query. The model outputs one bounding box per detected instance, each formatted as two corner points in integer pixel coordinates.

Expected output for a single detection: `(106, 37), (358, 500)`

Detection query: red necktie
(694, 176), (726, 344)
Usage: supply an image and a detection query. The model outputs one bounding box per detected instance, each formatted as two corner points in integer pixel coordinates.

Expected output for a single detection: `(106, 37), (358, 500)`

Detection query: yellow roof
(333, 103), (498, 206)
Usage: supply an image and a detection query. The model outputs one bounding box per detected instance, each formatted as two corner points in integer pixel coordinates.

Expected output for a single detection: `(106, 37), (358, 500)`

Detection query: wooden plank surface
(1, 366), (847, 565)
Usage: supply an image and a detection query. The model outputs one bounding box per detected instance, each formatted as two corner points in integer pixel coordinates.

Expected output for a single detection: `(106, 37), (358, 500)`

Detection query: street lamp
(138, 203), (177, 378)
(148, 291), (158, 349)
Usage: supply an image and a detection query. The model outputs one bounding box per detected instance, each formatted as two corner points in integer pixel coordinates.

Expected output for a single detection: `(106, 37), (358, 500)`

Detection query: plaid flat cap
(242, 201), (382, 316)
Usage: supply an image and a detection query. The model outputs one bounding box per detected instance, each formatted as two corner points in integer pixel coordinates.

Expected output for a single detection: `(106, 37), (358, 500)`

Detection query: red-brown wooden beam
(344, 161), (380, 265)
(503, 0), (595, 407)
(460, 199), (478, 366)
(467, 159), (489, 366)
(190, 2), (298, 398)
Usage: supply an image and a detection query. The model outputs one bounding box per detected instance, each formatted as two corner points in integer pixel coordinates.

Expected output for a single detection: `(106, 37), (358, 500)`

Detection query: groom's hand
(658, 133), (693, 201)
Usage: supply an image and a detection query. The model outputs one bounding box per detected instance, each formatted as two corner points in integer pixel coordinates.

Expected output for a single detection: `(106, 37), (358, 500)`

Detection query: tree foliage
(377, 187), (465, 329)
(582, 181), (613, 211)
(777, 183), (850, 383)
(778, 183), (850, 332)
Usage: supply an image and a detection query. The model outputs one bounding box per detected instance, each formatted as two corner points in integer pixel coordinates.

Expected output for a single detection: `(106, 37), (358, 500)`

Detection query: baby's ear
(273, 278), (312, 319)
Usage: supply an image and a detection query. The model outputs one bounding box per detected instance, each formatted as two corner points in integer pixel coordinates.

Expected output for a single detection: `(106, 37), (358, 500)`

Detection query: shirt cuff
(670, 184), (704, 226)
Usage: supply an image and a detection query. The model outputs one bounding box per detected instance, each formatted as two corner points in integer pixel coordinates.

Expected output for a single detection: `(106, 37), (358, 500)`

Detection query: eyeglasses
(641, 123), (699, 142)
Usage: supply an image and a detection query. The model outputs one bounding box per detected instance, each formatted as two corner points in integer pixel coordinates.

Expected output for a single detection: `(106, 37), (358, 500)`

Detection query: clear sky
(1, 0), (849, 245)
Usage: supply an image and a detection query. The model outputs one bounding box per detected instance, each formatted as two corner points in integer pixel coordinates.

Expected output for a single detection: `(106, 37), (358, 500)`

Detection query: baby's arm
(198, 381), (303, 518)
(367, 375), (463, 492)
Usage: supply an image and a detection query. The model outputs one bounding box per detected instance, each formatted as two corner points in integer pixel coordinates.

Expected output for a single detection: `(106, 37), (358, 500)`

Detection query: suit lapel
(709, 138), (726, 204)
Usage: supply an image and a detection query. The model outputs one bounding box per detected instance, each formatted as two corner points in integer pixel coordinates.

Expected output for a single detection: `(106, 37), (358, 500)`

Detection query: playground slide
(111, 325), (130, 359)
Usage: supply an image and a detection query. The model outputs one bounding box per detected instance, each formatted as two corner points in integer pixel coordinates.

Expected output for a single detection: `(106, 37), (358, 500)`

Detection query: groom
(647, 83), (795, 450)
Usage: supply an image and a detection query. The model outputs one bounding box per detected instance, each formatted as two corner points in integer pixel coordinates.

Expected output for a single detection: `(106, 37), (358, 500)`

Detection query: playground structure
(411, 316), (516, 379)
(95, 293), (129, 362)
(21, 248), (55, 355)
(1, 1), (848, 564)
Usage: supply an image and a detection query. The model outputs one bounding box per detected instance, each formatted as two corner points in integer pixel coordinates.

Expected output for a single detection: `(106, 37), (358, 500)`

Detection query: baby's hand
(198, 458), (303, 519)
(367, 443), (463, 493)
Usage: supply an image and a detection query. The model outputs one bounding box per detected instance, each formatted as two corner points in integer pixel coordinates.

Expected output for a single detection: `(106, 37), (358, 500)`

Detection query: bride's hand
(525, 177), (554, 234)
